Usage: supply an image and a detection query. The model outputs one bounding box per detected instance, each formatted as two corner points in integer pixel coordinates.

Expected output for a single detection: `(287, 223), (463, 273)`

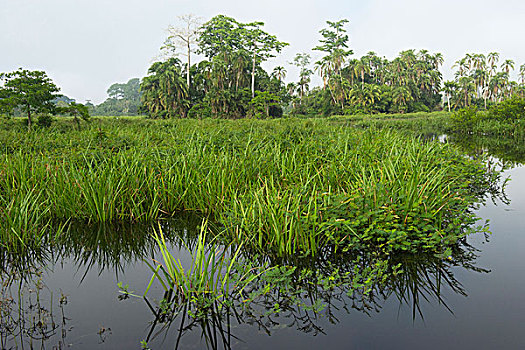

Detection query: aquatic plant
(0, 117), (501, 257)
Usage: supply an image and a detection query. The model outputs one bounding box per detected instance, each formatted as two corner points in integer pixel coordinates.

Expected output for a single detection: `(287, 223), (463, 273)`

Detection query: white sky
(2, 0), (525, 104)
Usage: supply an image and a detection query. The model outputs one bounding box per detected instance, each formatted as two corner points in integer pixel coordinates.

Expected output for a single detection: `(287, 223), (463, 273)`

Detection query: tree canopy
(0, 68), (60, 129)
(127, 15), (525, 118)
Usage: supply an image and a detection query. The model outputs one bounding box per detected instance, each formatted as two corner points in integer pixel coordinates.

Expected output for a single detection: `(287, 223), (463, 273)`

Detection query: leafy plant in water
(142, 221), (268, 311)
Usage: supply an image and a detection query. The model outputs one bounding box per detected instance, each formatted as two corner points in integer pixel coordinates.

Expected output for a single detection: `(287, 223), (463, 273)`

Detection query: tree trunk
(251, 49), (256, 99)
(27, 104), (31, 131)
(446, 93), (451, 112)
(187, 41), (191, 89)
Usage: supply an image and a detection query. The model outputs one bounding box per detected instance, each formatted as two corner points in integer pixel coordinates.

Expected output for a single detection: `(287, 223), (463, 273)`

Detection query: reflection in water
(1, 132), (516, 350)
(446, 134), (525, 166)
(0, 267), (70, 349)
(0, 217), (492, 350)
(138, 236), (490, 350)
(56, 213), (203, 275)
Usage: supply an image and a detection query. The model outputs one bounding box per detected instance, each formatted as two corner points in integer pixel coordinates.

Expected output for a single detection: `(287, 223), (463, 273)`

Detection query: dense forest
(2, 14), (525, 119)
(135, 15), (525, 118)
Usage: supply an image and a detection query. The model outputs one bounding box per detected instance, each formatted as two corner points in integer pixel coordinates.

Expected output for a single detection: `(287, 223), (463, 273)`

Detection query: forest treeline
(2, 14), (525, 119)
(132, 15), (525, 119)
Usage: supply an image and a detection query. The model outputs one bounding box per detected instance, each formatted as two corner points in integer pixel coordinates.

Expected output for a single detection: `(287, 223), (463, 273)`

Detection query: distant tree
(442, 81), (458, 112)
(519, 64), (525, 85)
(501, 59), (515, 75)
(162, 14), (203, 89)
(107, 78), (141, 101)
(59, 102), (90, 129)
(313, 19), (353, 101)
(140, 58), (188, 118)
(95, 78), (143, 115)
(292, 53), (313, 102)
(271, 66), (287, 84)
(0, 68), (60, 130)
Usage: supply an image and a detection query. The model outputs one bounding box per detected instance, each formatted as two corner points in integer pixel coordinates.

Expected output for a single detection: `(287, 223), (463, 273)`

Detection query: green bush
(451, 106), (479, 132)
(188, 102), (212, 119)
(36, 113), (55, 127)
(488, 96), (525, 122)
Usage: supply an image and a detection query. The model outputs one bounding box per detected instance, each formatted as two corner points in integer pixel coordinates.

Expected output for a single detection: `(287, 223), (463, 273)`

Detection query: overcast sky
(2, 0), (525, 104)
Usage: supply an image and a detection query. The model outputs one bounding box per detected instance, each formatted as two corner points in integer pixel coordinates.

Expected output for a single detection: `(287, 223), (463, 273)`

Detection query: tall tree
(140, 58), (188, 118)
(292, 53), (313, 102)
(240, 21), (288, 98)
(163, 14), (203, 89)
(313, 19), (353, 100)
(198, 15), (288, 98)
(0, 68), (60, 130)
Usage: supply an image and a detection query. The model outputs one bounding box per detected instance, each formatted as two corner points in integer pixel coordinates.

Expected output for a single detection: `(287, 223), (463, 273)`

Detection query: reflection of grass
(137, 234), (488, 349)
(0, 267), (70, 348)
(142, 221), (266, 307)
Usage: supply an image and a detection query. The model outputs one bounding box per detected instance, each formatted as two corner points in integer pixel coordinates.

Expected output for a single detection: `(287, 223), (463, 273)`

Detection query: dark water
(2, 137), (525, 349)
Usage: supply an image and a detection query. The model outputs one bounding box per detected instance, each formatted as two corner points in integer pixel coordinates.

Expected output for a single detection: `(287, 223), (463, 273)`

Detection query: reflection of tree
(140, 238), (490, 350)
(448, 134), (525, 167)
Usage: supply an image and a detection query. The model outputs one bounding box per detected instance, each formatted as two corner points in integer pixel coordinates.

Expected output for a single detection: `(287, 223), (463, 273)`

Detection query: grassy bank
(0, 117), (498, 256)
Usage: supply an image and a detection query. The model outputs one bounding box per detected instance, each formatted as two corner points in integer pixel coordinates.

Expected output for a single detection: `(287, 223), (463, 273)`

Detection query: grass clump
(0, 117), (499, 256)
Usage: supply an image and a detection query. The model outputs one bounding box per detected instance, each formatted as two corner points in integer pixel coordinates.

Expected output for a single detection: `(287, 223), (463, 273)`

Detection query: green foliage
(59, 102), (90, 129)
(142, 222), (264, 307)
(92, 78), (142, 116)
(488, 96), (525, 121)
(36, 113), (55, 128)
(0, 68), (61, 130)
(187, 102), (212, 119)
(451, 106), (480, 132)
(198, 15), (288, 62)
(0, 117), (499, 257)
(140, 58), (189, 118)
(144, 15), (288, 120)
(249, 91), (280, 118)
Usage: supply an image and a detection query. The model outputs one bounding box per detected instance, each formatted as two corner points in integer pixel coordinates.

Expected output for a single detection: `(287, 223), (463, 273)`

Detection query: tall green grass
(0, 117), (498, 255)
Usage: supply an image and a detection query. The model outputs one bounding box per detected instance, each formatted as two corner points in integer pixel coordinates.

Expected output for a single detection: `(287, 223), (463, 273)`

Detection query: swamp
(1, 116), (524, 349)
(2, 8), (525, 349)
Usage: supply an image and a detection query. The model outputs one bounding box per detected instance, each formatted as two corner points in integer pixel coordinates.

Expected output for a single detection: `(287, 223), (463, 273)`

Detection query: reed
(142, 221), (265, 307)
(0, 117), (499, 255)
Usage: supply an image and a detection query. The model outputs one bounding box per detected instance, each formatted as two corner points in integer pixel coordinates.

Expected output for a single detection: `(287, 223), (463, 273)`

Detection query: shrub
(488, 96), (525, 122)
(450, 106), (479, 132)
(188, 102), (212, 119)
(36, 113), (55, 127)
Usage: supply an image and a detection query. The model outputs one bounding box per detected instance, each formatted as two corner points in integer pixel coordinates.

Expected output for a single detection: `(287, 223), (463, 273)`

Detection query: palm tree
(314, 56), (333, 88)
(457, 76), (475, 107)
(141, 58), (188, 118)
(501, 59), (515, 74)
(297, 69), (312, 102)
(489, 72), (509, 102)
(442, 81), (458, 112)
(518, 64), (525, 85)
(432, 53), (445, 70)
(392, 86), (413, 113)
(271, 66), (287, 84)
(353, 59), (370, 90)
